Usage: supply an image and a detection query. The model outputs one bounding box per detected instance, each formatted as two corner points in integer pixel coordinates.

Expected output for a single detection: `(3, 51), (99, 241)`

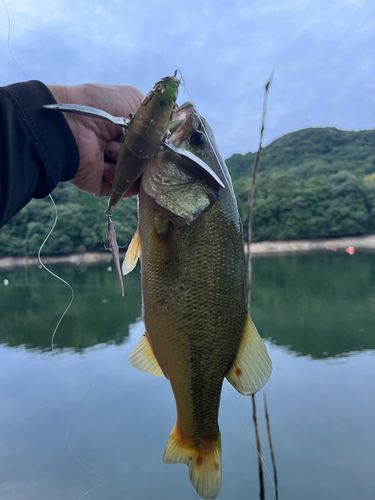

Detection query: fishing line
(224, 381), (277, 500)
(38, 196), (75, 355)
(3, 8), (110, 498)
(77, 482), (106, 500)
(1, 4), (102, 494)
(2, 283), (118, 289)
(176, 70), (227, 177)
(2, 0), (27, 79)
(38, 195), (107, 496)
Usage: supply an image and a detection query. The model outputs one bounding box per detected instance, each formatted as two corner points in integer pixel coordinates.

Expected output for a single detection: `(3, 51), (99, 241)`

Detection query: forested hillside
(229, 127), (375, 240)
(1, 126), (375, 257)
(0, 184), (138, 257)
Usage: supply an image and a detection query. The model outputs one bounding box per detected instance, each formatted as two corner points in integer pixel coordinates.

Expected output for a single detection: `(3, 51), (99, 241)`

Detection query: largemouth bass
(123, 102), (272, 499)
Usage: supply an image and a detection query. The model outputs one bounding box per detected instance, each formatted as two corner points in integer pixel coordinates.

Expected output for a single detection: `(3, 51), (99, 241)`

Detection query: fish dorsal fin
(129, 333), (164, 377)
(122, 228), (141, 275)
(226, 314), (272, 395)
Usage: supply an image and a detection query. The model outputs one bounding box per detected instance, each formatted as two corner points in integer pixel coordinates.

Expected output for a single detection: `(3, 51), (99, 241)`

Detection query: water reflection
(0, 253), (374, 500)
(0, 262), (141, 351)
(252, 251), (375, 358)
(1, 252), (374, 357)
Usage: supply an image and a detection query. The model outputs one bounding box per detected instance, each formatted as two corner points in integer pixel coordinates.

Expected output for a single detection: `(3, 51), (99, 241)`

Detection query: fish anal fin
(163, 424), (221, 500)
(128, 333), (164, 377)
(226, 314), (272, 396)
(122, 228), (141, 275)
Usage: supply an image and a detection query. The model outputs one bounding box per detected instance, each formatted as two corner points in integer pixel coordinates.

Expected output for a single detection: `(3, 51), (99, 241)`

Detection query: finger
(103, 162), (116, 184)
(106, 140), (121, 161)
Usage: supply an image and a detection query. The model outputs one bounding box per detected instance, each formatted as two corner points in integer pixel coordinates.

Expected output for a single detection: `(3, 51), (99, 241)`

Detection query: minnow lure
(107, 72), (179, 210)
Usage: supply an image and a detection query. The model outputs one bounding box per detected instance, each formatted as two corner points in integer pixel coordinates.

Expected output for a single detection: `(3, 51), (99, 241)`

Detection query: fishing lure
(108, 72), (180, 210)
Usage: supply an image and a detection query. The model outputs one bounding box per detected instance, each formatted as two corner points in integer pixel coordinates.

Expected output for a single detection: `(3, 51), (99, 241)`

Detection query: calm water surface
(0, 252), (374, 500)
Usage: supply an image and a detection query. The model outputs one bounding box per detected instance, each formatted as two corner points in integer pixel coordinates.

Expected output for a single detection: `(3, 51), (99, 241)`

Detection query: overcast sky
(0, 0), (374, 158)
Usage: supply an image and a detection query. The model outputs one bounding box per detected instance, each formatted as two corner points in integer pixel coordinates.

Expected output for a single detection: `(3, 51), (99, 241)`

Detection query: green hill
(227, 127), (375, 181)
(228, 127), (375, 241)
(0, 184), (138, 257)
(1, 127), (375, 257)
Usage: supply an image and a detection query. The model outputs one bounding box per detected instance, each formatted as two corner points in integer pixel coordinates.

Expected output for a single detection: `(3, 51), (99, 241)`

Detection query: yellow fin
(226, 314), (272, 395)
(128, 333), (164, 377)
(122, 228), (141, 275)
(163, 424), (222, 500)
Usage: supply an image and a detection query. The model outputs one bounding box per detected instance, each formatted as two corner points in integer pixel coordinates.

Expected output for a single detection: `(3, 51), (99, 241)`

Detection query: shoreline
(246, 234), (375, 255)
(0, 234), (374, 269)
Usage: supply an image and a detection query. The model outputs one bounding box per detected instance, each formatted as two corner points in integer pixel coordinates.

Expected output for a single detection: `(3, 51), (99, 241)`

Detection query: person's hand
(48, 83), (144, 198)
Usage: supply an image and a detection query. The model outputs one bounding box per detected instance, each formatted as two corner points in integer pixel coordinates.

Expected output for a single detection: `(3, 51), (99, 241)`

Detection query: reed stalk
(247, 72), (274, 309)
(248, 73), (274, 500)
(252, 394), (265, 500)
(264, 392), (278, 499)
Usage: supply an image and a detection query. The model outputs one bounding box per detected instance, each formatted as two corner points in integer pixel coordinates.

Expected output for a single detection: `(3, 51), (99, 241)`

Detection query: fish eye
(189, 131), (206, 147)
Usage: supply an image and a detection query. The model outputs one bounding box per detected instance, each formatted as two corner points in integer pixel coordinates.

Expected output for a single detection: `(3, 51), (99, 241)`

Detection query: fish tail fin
(163, 424), (221, 500)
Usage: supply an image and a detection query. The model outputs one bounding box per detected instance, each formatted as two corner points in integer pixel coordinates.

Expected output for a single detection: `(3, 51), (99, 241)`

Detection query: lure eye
(189, 131), (206, 147)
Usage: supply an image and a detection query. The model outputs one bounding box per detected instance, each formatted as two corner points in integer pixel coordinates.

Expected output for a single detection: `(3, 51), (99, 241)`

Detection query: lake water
(0, 251), (374, 500)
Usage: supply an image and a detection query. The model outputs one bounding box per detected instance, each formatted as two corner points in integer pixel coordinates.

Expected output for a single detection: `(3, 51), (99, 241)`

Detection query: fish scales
(139, 184), (247, 440)
(125, 103), (272, 499)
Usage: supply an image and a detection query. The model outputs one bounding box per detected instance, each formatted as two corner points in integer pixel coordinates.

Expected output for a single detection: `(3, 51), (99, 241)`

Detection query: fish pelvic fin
(225, 314), (272, 395)
(163, 424), (222, 500)
(128, 333), (164, 377)
(122, 228), (141, 276)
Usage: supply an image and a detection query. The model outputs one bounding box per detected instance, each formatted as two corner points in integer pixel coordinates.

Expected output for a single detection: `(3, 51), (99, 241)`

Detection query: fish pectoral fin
(128, 333), (164, 377)
(122, 228), (141, 275)
(225, 314), (272, 396)
(163, 424), (222, 500)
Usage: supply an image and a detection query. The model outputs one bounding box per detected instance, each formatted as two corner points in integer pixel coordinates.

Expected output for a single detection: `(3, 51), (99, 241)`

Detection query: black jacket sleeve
(0, 80), (79, 228)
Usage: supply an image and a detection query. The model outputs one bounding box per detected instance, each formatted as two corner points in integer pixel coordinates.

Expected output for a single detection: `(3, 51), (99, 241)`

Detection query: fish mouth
(168, 102), (199, 147)
(169, 102), (196, 131)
